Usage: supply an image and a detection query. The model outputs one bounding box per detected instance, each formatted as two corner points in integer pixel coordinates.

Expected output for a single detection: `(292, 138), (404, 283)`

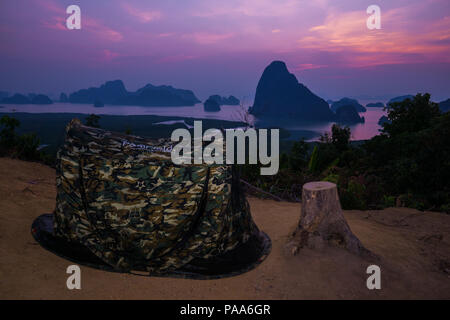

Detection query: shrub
(85, 114), (101, 128)
(289, 139), (309, 171)
(0, 115), (20, 151)
(15, 133), (41, 160)
(382, 195), (396, 208)
(0, 115), (50, 163)
(340, 178), (367, 210)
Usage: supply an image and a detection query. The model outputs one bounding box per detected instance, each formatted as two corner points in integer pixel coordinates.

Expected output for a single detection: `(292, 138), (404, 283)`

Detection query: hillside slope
(0, 157), (449, 299)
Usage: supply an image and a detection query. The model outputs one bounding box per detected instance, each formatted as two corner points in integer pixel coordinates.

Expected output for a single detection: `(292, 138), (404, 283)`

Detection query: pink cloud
(182, 32), (234, 44)
(122, 3), (162, 23)
(158, 33), (175, 37)
(101, 49), (121, 62)
(297, 5), (450, 67)
(158, 54), (196, 63)
(35, 0), (64, 14)
(84, 17), (124, 41)
(41, 16), (66, 31)
(294, 63), (328, 71)
(193, 0), (300, 18)
(38, 0), (123, 41)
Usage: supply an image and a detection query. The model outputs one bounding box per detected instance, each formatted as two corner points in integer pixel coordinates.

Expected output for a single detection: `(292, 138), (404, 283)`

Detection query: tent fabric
(34, 119), (270, 278)
(31, 213), (271, 279)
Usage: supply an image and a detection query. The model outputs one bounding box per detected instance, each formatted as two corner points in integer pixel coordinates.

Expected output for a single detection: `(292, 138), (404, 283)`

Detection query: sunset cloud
(297, 4), (450, 67)
(158, 54), (196, 63)
(122, 3), (162, 23)
(294, 63), (328, 71)
(192, 0), (305, 17)
(84, 17), (124, 41)
(35, 0), (64, 14)
(158, 33), (175, 38)
(38, 0), (123, 41)
(101, 49), (121, 62)
(183, 32), (234, 45)
(1, 0), (449, 101)
(41, 16), (66, 31)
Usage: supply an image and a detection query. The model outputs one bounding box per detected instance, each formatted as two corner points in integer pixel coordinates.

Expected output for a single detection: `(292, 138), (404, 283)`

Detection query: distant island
(366, 102), (385, 108)
(439, 98), (450, 113)
(335, 105), (365, 124)
(1, 94), (30, 104)
(94, 100), (104, 108)
(0, 91), (9, 100)
(378, 115), (390, 126)
(207, 95), (240, 106)
(59, 93), (69, 103)
(204, 97), (221, 112)
(388, 95), (414, 105)
(331, 98), (366, 113)
(68, 80), (200, 107)
(249, 61), (335, 121)
(31, 94), (53, 105)
(1, 93), (53, 105)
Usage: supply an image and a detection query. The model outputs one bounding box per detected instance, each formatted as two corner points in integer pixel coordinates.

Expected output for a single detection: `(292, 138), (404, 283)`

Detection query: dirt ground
(0, 157), (449, 299)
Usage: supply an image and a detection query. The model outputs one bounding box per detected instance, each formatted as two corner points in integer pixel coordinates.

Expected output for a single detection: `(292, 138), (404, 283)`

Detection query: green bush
(15, 133), (41, 160)
(340, 178), (367, 210)
(289, 139), (309, 171)
(308, 145), (319, 173)
(0, 115), (52, 164)
(439, 204), (450, 214)
(382, 195), (396, 208)
(85, 114), (101, 128)
(241, 94), (449, 213)
(0, 115), (20, 151)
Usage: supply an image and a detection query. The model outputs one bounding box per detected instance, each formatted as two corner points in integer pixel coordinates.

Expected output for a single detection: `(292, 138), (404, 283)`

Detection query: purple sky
(0, 0), (449, 102)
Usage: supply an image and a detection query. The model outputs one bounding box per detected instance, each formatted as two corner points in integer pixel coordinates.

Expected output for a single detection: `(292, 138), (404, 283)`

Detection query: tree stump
(289, 181), (376, 259)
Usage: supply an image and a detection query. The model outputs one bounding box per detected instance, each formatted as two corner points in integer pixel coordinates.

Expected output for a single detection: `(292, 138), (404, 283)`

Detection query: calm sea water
(0, 102), (386, 141)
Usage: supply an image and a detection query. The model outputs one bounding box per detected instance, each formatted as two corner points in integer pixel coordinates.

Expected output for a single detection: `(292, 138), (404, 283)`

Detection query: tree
(364, 93), (449, 210)
(0, 115), (42, 161)
(308, 145), (319, 173)
(16, 133), (40, 160)
(289, 139), (309, 171)
(382, 93), (440, 137)
(0, 115), (20, 149)
(331, 124), (351, 152)
(85, 114), (101, 128)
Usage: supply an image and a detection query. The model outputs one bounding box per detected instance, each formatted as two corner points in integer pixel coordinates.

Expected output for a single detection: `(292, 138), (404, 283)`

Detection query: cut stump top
(303, 181), (336, 191)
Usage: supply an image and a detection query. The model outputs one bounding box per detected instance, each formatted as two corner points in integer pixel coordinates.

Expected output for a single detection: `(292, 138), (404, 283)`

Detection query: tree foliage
(85, 114), (101, 128)
(0, 115), (20, 149)
(0, 115), (43, 161)
(242, 93), (450, 212)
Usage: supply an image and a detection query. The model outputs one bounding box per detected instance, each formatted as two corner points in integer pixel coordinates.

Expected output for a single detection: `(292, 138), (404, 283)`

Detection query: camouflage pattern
(54, 119), (259, 273)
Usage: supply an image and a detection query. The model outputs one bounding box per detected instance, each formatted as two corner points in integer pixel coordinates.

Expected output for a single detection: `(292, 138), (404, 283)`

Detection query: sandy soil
(0, 157), (449, 299)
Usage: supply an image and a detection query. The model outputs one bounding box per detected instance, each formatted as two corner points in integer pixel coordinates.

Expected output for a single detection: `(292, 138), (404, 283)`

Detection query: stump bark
(290, 181), (375, 259)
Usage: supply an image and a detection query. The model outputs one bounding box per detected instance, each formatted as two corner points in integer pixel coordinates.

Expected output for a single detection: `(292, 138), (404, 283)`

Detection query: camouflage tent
(32, 119), (271, 278)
